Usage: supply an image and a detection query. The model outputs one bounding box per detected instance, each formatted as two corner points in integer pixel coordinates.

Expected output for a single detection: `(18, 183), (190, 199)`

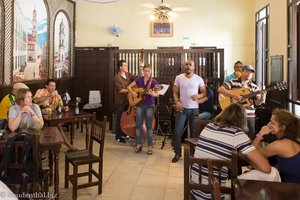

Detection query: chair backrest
(89, 90), (101, 104)
(192, 118), (211, 137)
(1, 132), (39, 194)
(89, 116), (107, 158)
(184, 144), (238, 200)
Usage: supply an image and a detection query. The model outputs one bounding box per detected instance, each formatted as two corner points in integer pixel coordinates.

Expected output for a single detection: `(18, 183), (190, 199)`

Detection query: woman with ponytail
(253, 109), (300, 184)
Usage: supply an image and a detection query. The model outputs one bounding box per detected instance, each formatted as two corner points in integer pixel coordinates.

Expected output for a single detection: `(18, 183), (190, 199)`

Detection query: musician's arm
(127, 81), (137, 94)
(198, 96), (208, 104)
(198, 85), (207, 99)
(114, 76), (128, 94)
(218, 85), (241, 101)
(173, 85), (180, 102)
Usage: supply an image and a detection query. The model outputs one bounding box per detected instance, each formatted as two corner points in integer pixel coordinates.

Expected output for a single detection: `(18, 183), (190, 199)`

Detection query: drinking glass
(47, 108), (52, 117)
(21, 122), (27, 131)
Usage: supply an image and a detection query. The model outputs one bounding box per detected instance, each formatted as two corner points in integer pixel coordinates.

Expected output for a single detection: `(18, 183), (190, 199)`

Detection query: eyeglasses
(185, 63), (192, 66)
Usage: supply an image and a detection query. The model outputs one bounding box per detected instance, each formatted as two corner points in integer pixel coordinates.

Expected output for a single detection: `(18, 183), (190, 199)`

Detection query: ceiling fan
(140, 0), (191, 21)
(152, 0), (172, 21)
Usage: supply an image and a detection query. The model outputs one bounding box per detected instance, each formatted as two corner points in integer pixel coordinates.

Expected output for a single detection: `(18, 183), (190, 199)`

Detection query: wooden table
(237, 179), (300, 199)
(43, 110), (94, 148)
(0, 127), (63, 197)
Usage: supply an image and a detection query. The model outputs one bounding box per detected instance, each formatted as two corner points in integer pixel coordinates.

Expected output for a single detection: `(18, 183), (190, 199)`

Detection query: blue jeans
(114, 104), (127, 139)
(173, 108), (199, 155)
(199, 112), (212, 120)
(135, 105), (155, 146)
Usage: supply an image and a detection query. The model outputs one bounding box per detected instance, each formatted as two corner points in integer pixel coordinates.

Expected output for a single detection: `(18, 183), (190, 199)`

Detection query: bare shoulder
(272, 139), (300, 157)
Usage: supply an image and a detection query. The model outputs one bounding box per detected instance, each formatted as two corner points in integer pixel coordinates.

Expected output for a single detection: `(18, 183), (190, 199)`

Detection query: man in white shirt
(172, 60), (206, 163)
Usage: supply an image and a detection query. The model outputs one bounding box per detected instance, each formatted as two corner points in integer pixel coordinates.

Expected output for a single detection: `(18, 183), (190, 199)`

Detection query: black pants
(0, 119), (8, 129)
(247, 117), (256, 140)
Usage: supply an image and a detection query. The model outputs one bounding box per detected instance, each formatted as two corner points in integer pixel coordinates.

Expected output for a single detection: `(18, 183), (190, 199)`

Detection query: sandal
(135, 145), (142, 153)
(147, 146), (153, 155)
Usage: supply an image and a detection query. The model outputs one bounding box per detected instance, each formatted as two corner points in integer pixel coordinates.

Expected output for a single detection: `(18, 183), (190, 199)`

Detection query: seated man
(224, 60), (243, 82)
(33, 79), (75, 151)
(198, 78), (215, 120)
(0, 82), (29, 129)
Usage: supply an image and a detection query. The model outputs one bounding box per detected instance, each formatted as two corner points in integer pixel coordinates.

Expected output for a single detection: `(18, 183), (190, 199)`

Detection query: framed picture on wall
(54, 12), (70, 79)
(13, 0), (48, 82)
(150, 20), (173, 37)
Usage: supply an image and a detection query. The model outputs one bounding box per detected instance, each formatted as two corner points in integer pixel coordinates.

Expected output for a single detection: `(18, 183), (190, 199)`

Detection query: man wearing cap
(218, 64), (267, 139)
(224, 61), (243, 82)
(0, 82), (29, 129)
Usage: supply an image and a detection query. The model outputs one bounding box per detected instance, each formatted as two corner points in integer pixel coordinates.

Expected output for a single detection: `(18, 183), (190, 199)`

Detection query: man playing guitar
(218, 64), (267, 140)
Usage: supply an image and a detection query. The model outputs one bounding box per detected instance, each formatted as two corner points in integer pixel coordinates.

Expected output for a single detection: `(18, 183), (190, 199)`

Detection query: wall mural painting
(13, 0), (48, 82)
(54, 12), (70, 78)
(0, 4), (2, 84)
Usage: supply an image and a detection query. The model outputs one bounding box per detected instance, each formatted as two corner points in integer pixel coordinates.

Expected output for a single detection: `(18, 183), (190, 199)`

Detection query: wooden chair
(64, 116), (107, 200)
(1, 132), (49, 196)
(184, 144), (238, 200)
(192, 118), (211, 137)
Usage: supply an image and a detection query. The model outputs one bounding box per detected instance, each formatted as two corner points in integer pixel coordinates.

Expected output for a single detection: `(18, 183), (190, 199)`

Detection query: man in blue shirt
(198, 78), (215, 120)
(224, 61), (243, 82)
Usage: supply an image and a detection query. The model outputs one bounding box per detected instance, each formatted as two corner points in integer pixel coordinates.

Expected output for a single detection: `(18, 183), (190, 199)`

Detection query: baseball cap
(13, 82), (29, 90)
(242, 64), (255, 73)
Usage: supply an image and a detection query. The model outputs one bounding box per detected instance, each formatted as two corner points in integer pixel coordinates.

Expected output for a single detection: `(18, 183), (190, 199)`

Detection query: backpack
(0, 133), (44, 182)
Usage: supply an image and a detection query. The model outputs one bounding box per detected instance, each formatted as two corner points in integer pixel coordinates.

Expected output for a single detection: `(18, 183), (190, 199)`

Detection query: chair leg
(64, 158), (69, 188)
(72, 164), (78, 200)
(98, 162), (103, 194)
(44, 172), (49, 193)
(88, 163), (92, 183)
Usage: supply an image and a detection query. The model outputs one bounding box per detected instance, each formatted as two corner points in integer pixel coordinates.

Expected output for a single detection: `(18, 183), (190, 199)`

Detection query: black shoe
(172, 154), (182, 163)
(116, 138), (126, 143)
(121, 135), (130, 139)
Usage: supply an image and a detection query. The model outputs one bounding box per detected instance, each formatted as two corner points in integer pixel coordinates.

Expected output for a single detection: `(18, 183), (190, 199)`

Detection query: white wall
(254, 0), (288, 80)
(75, 0), (255, 74)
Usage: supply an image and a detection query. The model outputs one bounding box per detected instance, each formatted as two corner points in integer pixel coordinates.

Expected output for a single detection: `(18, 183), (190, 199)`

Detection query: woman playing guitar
(127, 64), (159, 155)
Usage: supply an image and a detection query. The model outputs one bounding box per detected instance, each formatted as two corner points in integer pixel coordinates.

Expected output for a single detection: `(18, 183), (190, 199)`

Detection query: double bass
(120, 106), (156, 138)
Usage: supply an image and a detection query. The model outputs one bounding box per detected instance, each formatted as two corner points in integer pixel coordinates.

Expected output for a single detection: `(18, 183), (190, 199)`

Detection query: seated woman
(253, 109), (300, 184)
(8, 88), (44, 132)
(192, 103), (272, 199)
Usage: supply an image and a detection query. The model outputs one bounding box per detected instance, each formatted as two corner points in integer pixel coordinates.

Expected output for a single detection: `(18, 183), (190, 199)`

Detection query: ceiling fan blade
(138, 10), (153, 15)
(172, 7), (192, 12)
(140, 3), (156, 9)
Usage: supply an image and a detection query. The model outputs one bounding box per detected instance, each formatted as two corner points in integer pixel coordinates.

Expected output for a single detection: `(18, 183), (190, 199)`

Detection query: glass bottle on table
(75, 102), (79, 115)
(57, 99), (62, 115)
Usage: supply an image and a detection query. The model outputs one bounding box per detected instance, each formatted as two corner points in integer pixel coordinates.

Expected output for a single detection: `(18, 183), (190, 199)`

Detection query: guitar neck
(242, 85), (282, 99)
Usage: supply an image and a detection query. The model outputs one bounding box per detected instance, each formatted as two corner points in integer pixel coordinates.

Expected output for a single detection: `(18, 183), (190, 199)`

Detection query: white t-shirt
(8, 104), (42, 129)
(174, 73), (204, 109)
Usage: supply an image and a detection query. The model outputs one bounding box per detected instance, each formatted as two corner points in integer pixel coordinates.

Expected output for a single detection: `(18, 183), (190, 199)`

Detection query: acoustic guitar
(128, 84), (163, 106)
(219, 82), (288, 110)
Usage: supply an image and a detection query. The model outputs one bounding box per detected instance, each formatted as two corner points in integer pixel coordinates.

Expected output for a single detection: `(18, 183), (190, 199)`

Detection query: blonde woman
(8, 88), (44, 132)
(127, 64), (158, 155)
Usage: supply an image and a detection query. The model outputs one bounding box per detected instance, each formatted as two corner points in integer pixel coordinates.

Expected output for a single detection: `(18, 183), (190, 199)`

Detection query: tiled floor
(57, 128), (184, 200)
